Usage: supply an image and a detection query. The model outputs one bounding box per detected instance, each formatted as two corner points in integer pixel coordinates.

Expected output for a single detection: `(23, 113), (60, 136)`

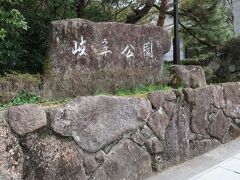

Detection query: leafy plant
(0, 90), (40, 110)
(0, 72), (40, 103)
(180, 0), (234, 59)
(115, 84), (172, 97)
(0, 0), (28, 40)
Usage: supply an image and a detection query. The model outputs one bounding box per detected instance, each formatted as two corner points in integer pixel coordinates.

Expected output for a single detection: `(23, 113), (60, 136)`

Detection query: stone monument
(43, 18), (171, 98)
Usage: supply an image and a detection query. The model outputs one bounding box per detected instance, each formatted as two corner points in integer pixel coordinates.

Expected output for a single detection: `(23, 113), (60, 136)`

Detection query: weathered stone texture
(83, 155), (98, 175)
(43, 18), (171, 99)
(209, 110), (230, 141)
(223, 82), (240, 118)
(184, 87), (213, 136)
(147, 90), (176, 109)
(131, 132), (146, 146)
(189, 139), (221, 157)
(8, 104), (47, 136)
(145, 136), (163, 154)
(22, 135), (86, 180)
(209, 85), (225, 109)
(141, 125), (153, 139)
(170, 65), (207, 89)
(1, 82), (240, 180)
(92, 139), (153, 180)
(50, 96), (152, 152)
(162, 101), (190, 164)
(0, 111), (23, 180)
(148, 109), (170, 140)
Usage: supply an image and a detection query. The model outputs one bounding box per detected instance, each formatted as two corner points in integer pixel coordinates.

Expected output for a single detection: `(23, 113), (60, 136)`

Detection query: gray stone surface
(50, 96), (152, 152)
(131, 131), (146, 146)
(170, 65), (207, 89)
(43, 18), (171, 99)
(1, 82), (240, 180)
(148, 91), (176, 109)
(83, 155), (98, 175)
(0, 111), (23, 180)
(8, 104), (47, 136)
(146, 137), (240, 180)
(141, 125), (154, 139)
(22, 134), (86, 180)
(92, 139), (153, 180)
(145, 136), (164, 154)
(209, 110), (230, 141)
(162, 101), (176, 118)
(162, 103), (190, 163)
(148, 109), (170, 140)
(95, 150), (106, 164)
(184, 87), (213, 136)
(209, 85), (225, 109)
(223, 83), (240, 118)
(189, 139), (221, 158)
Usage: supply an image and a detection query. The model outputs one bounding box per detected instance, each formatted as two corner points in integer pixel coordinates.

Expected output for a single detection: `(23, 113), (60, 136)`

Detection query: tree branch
(125, 0), (155, 24)
(179, 20), (216, 49)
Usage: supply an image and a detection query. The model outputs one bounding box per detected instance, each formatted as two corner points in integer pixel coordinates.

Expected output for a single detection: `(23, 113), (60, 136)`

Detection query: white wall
(233, 0), (240, 35)
(164, 15), (185, 61)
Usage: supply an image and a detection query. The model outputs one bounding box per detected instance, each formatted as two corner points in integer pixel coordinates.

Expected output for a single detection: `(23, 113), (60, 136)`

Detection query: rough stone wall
(42, 18), (171, 99)
(1, 82), (240, 180)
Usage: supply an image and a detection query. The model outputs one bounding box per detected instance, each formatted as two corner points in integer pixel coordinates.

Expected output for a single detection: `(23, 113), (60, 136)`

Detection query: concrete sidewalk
(147, 137), (240, 180)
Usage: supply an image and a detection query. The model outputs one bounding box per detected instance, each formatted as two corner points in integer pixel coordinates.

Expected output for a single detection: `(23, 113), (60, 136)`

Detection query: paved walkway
(147, 137), (240, 180)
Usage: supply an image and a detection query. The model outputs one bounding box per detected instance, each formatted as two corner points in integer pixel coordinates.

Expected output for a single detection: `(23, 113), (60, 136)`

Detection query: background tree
(179, 0), (234, 59)
(0, 0), (28, 74)
(0, 0), (236, 75)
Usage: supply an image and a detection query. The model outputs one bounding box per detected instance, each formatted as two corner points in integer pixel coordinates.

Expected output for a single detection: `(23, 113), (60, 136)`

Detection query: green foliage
(0, 0), (28, 40)
(204, 66), (215, 84)
(0, 72), (40, 103)
(10, 90), (39, 105)
(214, 36), (240, 82)
(83, 6), (113, 22)
(114, 84), (172, 97)
(0, 0), (127, 75)
(219, 36), (240, 59)
(0, 0), (29, 74)
(0, 89), (72, 110)
(180, 0), (234, 59)
(0, 1), (27, 39)
(0, 0), (235, 75)
(0, 90), (39, 110)
(0, 83), (173, 110)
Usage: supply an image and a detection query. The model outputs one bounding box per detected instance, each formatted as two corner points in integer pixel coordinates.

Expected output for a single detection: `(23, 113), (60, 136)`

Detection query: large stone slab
(0, 111), (23, 180)
(148, 108), (170, 140)
(209, 110), (230, 141)
(222, 83), (240, 118)
(22, 135), (86, 180)
(92, 139), (153, 180)
(170, 65), (207, 89)
(50, 96), (152, 152)
(184, 87), (213, 136)
(43, 18), (171, 98)
(8, 104), (47, 136)
(161, 100), (190, 164)
(209, 85), (225, 109)
(147, 90), (177, 109)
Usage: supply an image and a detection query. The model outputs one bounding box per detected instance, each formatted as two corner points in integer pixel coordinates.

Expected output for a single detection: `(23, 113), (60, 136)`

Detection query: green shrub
(0, 72), (41, 103)
(214, 36), (240, 82)
(115, 84), (172, 97)
(0, 90), (40, 110)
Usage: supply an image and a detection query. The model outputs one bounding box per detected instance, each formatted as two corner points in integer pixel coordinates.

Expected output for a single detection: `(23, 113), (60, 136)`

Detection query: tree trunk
(76, 0), (85, 18)
(125, 0), (155, 24)
(157, 0), (169, 27)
